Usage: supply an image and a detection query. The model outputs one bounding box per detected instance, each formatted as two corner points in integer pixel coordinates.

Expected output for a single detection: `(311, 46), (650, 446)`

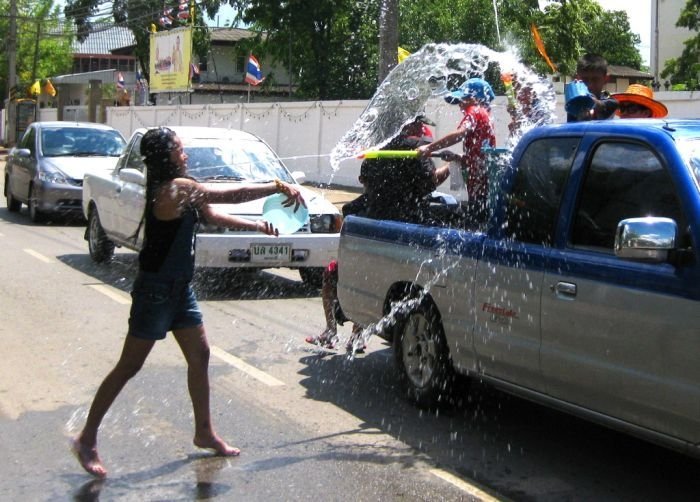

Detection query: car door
(541, 139), (700, 443)
(100, 134), (146, 243)
(9, 126), (37, 201)
(473, 137), (578, 391)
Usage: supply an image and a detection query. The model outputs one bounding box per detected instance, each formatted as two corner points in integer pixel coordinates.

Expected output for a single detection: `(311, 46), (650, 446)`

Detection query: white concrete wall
(93, 91), (700, 189)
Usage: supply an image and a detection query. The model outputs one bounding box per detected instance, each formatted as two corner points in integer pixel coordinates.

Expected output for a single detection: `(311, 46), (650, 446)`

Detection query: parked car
(82, 126), (342, 287)
(4, 121), (126, 222)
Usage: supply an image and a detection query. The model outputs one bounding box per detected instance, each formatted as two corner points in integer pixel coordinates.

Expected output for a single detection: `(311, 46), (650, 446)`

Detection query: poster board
(149, 26), (192, 93)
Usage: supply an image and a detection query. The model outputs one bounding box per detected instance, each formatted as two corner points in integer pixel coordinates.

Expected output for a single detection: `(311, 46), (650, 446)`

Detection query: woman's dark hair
(140, 126), (180, 188)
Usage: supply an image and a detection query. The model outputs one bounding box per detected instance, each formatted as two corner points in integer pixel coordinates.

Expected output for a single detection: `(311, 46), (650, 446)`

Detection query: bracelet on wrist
(274, 178), (285, 194)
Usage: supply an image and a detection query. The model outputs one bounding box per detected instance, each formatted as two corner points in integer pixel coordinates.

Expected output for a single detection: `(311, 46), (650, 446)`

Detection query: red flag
(531, 24), (557, 73)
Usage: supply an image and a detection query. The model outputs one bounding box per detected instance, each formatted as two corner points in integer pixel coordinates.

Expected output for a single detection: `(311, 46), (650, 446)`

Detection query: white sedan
(82, 126), (341, 287)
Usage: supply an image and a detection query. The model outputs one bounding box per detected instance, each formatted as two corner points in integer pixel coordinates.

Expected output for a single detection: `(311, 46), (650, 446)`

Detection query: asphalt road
(1, 167), (699, 501)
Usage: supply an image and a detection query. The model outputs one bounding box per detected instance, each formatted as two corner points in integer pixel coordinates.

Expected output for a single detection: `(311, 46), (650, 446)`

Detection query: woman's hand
(256, 219), (279, 236)
(275, 179), (306, 211)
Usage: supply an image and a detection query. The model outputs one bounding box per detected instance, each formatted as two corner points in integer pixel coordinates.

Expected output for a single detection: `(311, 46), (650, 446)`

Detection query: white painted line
(211, 345), (285, 387)
(88, 284), (131, 305)
(23, 248), (53, 263)
(429, 468), (507, 501)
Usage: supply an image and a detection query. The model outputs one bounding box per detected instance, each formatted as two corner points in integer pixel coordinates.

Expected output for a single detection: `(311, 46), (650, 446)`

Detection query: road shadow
(297, 345), (700, 500)
(0, 207), (86, 227)
(56, 253), (320, 301)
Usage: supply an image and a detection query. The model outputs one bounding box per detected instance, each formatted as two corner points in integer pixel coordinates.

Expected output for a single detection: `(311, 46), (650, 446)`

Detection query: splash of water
(330, 43), (556, 169)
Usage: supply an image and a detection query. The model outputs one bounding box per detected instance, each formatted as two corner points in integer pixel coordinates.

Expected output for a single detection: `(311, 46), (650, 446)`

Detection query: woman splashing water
(71, 127), (305, 478)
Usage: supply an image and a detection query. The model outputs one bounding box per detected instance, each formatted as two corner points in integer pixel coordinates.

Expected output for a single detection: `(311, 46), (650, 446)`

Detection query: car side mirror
(614, 217), (677, 263)
(119, 168), (145, 186)
(15, 148), (31, 158)
(291, 171), (306, 184)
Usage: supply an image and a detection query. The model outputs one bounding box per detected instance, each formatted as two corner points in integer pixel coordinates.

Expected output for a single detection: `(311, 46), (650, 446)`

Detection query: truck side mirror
(614, 217), (677, 263)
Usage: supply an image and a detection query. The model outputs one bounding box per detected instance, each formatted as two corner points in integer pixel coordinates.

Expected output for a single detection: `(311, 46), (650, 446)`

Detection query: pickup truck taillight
(309, 214), (342, 233)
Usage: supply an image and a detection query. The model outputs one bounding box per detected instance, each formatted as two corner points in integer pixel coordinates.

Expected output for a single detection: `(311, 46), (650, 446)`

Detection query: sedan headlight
(309, 214), (343, 233)
(38, 170), (69, 185)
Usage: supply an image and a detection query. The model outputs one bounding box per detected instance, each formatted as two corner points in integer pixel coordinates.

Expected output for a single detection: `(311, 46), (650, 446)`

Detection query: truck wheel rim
(401, 313), (436, 388)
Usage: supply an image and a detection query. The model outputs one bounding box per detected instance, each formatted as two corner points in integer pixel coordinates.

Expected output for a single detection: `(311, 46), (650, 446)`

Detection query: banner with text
(149, 26), (192, 93)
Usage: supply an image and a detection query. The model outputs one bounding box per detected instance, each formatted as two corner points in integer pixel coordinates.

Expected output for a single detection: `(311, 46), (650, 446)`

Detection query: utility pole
(8, 0), (18, 100)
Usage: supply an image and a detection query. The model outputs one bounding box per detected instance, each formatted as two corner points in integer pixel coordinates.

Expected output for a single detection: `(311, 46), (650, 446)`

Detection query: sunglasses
(619, 103), (649, 114)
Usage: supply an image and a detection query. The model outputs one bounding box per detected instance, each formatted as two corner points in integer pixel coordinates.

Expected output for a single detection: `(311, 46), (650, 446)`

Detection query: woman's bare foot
(193, 434), (240, 456)
(70, 436), (107, 478)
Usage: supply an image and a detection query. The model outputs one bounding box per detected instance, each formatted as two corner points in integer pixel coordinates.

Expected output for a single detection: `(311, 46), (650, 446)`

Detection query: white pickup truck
(82, 126), (342, 287)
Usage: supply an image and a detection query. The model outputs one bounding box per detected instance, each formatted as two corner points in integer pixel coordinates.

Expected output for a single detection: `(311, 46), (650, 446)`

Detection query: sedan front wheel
(5, 177), (21, 212)
(28, 185), (44, 223)
(87, 208), (115, 263)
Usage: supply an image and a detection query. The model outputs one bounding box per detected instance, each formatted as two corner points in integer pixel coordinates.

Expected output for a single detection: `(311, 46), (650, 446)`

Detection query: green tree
(519, 0), (642, 77)
(0, 0), (73, 100)
(661, 0), (700, 90)
(228, 0), (380, 99)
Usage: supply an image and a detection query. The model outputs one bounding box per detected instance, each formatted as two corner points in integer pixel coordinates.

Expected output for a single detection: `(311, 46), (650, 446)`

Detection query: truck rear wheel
(87, 208), (115, 263)
(393, 297), (455, 408)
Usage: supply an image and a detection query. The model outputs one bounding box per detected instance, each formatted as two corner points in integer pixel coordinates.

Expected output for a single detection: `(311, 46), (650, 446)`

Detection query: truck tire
(5, 177), (21, 212)
(393, 297), (455, 408)
(299, 267), (324, 288)
(87, 208), (115, 263)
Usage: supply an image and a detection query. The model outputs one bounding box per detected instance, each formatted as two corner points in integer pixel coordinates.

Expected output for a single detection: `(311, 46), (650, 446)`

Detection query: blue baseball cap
(445, 78), (495, 105)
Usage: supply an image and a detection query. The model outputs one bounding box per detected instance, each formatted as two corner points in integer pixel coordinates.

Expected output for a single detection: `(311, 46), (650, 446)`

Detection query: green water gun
(357, 150), (453, 160)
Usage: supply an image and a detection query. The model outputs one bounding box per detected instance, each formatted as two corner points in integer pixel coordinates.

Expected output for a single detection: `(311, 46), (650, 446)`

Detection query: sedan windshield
(41, 128), (126, 157)
(186, 137), (294, 183)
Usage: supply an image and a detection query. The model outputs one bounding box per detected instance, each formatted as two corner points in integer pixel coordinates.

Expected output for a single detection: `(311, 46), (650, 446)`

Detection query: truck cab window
(505, 137), (578, 245)
(572, 142), (686, 251)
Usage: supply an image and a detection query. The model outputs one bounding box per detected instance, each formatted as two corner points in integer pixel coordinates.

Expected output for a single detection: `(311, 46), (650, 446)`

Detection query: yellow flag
(398, 47), (411, 63)
(530, 24), (557, 73)
(43, 79), (56, 97)
(30, 80), (41, 96)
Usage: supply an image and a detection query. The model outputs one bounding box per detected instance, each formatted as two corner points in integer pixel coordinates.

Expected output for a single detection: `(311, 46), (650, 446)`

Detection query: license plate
(250, 243), (291, 262)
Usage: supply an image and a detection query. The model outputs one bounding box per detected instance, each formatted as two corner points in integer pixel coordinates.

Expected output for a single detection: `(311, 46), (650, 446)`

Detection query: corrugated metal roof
(71, 26), (259, 54)
(210, 27), (262, 42)
(608, 65), (653, 79)
(72, 24), (136, 55)
(52, 69), (117, 84)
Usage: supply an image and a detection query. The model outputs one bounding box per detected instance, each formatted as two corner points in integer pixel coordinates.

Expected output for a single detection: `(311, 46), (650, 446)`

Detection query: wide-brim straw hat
(613, 84), (668, 118)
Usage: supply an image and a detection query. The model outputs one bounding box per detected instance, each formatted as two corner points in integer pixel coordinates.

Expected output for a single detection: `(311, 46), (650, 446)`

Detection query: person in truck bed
(417, 78), (496, 225)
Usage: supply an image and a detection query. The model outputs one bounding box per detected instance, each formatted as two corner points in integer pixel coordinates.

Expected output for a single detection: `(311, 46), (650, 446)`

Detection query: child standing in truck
(417, 78), (496, 225)
(567, 53), (619, 122)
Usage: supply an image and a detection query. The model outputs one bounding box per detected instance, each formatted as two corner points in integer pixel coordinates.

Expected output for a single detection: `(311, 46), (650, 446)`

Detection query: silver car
(4, 121), (126, 222)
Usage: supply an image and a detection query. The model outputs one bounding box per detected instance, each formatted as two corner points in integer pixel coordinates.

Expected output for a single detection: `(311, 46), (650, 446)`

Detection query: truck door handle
(551, 281), (577, 298)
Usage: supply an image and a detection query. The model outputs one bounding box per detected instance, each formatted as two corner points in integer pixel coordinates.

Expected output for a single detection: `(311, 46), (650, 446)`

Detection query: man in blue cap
(418, 77), (496, 225)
